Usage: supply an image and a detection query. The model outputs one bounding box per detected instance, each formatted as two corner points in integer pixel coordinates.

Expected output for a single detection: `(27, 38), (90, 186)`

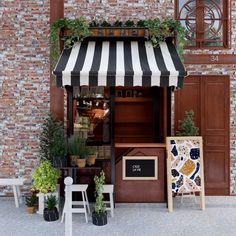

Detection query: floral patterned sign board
(169, 138), (202, 194)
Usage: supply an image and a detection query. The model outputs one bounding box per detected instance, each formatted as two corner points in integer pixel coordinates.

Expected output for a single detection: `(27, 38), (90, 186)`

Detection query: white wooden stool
(61, 184), (90, 223)
(102, 184), (114, 217)
(0, 178), (26, 208)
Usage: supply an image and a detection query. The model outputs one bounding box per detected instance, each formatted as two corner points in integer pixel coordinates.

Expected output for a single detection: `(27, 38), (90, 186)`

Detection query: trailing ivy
(144, 18), (186, 60)
(50, 18), (69, 69)
(50, 17), (90, 68)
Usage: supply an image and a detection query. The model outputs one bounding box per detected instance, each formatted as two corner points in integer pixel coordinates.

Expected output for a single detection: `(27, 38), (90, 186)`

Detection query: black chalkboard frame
(122, 156), (158, 180)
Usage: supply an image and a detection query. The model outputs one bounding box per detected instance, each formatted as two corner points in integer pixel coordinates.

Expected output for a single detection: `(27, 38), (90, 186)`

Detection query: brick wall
(1, 0), (236, 195)
(0, 1), (50, 194)
(64, 0), (236, 194)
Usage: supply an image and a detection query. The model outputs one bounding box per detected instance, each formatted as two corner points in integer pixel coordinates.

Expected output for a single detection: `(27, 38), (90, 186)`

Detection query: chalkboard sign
(123, 156), (158, 180)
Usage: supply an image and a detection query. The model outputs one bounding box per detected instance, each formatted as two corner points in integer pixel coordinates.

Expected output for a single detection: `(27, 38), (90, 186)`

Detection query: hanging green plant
(50, 18), (69, 69)
(144, 18), (186, 61)
(50, 17), (90, 68)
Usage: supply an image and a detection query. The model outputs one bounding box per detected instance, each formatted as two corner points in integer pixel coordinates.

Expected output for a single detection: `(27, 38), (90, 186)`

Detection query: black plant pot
(53, 156), (67, 168)
(92, 211), (108, 226)
(43, 207), (59, 222)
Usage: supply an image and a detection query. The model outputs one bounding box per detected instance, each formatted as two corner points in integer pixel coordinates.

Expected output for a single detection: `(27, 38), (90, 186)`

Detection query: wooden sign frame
(122, 156), (158, 180)
(166, 136), (205, 212)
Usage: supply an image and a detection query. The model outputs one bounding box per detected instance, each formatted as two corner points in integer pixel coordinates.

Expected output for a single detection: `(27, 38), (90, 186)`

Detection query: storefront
(53, 36), (187, 202)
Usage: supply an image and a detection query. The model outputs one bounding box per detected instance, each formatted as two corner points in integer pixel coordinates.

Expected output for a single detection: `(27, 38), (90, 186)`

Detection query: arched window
(176, 0), (229, 48)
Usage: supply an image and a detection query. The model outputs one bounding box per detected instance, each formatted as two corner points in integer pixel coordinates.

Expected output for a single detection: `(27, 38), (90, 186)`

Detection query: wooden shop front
(53, 37), (186, 203)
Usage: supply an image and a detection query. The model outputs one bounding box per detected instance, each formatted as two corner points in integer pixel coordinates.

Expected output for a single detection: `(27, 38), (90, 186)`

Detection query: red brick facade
(0, 1), (50, 191)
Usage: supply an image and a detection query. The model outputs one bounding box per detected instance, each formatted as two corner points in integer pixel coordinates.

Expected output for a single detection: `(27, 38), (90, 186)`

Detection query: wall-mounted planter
(61, 27), (148, 38)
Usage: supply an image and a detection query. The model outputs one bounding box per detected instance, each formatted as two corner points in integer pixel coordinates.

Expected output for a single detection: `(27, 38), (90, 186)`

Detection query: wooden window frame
(175, 0), (231, 49)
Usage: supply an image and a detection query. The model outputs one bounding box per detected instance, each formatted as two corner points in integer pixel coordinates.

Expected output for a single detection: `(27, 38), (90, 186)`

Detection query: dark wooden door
(175, 75), (230, 195)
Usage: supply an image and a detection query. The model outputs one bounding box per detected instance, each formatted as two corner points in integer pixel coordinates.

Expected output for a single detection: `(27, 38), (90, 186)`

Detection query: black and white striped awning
(53, 39), (187, 88)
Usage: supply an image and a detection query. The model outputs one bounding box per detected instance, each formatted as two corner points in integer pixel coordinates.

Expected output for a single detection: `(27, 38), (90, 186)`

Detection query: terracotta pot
(77, 159), (86, 168)
(70, 155), (79, 166)
(27, 207), (35, 214)
(86, 154), (97, 166)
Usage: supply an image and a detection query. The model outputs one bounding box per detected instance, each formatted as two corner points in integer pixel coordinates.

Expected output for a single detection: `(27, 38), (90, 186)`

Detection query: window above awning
(53, 38), (187, 88)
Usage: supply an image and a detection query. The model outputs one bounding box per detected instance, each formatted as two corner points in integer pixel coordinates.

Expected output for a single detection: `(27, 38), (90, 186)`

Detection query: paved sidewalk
(0, 196), (236, 236)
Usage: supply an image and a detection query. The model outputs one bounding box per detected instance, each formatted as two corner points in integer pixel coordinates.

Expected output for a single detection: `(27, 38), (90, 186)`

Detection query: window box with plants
(50, 17), (186, 68)
(31, 160), (60, 214)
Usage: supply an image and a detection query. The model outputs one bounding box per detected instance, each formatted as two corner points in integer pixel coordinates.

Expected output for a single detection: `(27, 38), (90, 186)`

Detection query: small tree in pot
(43, 195), (59, 221)
(92, 171), (107, 226)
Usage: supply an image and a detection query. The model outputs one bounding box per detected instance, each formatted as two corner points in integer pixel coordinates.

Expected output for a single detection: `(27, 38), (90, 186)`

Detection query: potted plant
(43, 195), (59, 222)
(124, 20), (135, 36)
(112, 19), (123, 36)
(86, 146), (97, 166)
(89, 19), (100, 36)
(25, 194), (37, 214)
(68, 135), (89, 167)
(176, 110), (199, 136)
(136, 19), (146, 37)
(39, 113), (67, 167)
(92, 171), (107, 226)
(100, 20), (112, 36)
(32, 160), (60, 194)
(32, 160), (60, 214)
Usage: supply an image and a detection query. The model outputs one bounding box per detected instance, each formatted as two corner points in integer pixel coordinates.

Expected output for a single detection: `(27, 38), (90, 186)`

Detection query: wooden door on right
(175, 75), (230, 195)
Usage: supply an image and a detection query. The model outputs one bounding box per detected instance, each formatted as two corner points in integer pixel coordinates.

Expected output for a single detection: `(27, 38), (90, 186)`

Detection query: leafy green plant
(94, 171), (106, 214)
(176, 110), (199, 136)
(39, 113), (67, 162)
(144, 18), (186, 60)
(44, 195), (58, 210)
(89, 19), (99, 27)
(50, 18), (69, 68)
(32, 160), (60, 193)
(50, 17), (90, 67)
(87, 145), (97, 155)
(68, 136), (89, 159)
(137, 20), (145, 27)
(25, 195), (38, 207)
(124, 20), (135, 27)
(113, 19), (123, 27)
(100, 20), (111, 27)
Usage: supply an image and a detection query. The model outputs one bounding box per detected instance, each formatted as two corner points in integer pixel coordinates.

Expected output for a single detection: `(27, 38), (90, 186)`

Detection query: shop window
(176, 0), (229, 48)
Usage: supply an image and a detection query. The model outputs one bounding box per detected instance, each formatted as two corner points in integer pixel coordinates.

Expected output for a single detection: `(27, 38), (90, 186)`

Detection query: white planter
(36, 185), (60, 215)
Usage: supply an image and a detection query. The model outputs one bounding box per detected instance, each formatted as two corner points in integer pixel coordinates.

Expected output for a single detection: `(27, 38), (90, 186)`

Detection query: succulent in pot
(43, 195), (59, 222)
